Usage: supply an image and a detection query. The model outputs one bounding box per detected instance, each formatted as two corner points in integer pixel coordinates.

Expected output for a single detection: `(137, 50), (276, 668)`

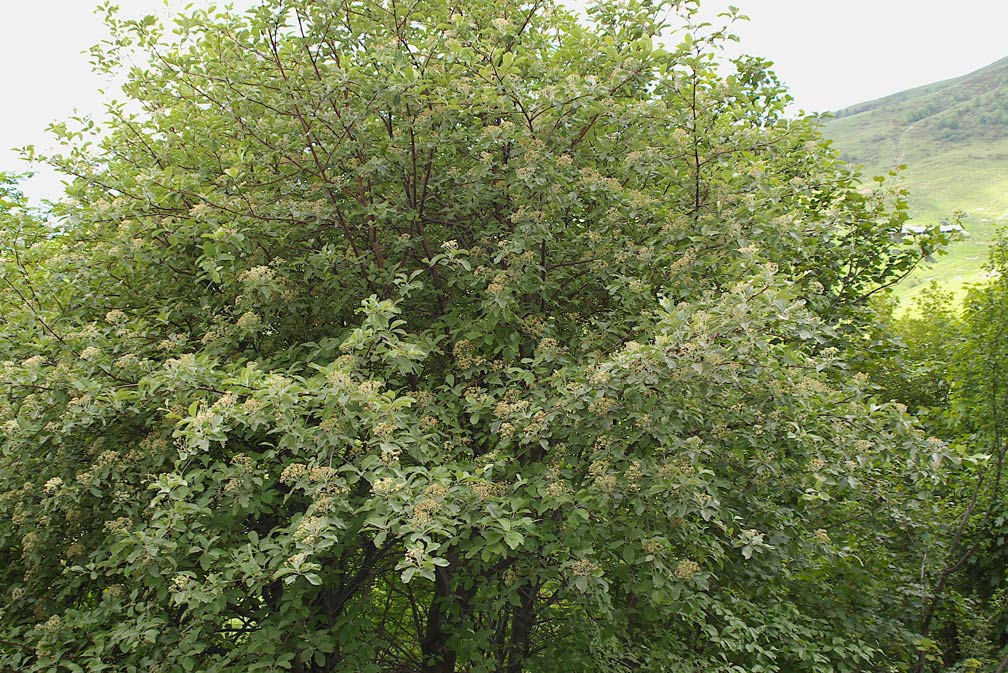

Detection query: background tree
(915, 241), (1008, 672)
(0, 1), (955, 672)
(860, 253), (1008, 670)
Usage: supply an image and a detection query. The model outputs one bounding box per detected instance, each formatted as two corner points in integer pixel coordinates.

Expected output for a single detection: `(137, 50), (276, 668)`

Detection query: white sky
(703, 0), (1008, 113)
(3, 1), (1008, 202)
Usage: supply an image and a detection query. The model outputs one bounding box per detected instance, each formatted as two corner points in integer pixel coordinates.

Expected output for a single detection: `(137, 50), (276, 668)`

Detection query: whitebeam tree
(1, 1), (948, 672)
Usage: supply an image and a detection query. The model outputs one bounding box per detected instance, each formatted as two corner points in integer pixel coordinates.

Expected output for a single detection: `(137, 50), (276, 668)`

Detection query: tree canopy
(0, 1), (961, 672)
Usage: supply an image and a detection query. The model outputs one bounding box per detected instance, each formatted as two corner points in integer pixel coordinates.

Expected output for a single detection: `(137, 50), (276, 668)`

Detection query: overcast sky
(3, 0), (1007, 202)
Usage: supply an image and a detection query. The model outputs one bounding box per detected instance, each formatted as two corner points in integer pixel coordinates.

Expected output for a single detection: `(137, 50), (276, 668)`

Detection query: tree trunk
(504, 583), (537, 673)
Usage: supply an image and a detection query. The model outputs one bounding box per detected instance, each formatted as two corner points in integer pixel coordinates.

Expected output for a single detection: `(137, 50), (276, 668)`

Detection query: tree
(919, 239), (1008, 672)
(1, 1), (950, 671)
(859, 260), (1008, 671)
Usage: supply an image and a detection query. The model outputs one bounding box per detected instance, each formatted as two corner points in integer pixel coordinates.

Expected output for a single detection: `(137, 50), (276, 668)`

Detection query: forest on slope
(0, 1), (1005, 672)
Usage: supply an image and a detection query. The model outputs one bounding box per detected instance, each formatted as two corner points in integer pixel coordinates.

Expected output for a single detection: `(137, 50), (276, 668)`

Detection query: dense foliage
(875, 249), (1008, 672)
(0, 1), (974, 672)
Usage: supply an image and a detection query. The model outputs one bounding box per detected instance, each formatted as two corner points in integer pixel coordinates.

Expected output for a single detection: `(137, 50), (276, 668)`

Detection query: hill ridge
(823, 55), (1008, 305)
(834, 56), (1008, 121)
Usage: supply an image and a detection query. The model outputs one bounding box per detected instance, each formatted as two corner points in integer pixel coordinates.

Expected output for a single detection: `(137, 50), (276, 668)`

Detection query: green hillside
(823, 57), (1008, 305)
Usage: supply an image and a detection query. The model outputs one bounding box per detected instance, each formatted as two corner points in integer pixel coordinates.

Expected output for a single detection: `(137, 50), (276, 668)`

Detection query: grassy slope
(822, 57), (1008, 307)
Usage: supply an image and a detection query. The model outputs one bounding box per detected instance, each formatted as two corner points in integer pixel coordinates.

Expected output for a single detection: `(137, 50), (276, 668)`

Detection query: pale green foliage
(0, 2), (951, 672)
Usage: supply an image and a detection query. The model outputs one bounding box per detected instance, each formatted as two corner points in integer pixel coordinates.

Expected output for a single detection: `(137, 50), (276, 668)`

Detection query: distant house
(902, 223), (966, 235)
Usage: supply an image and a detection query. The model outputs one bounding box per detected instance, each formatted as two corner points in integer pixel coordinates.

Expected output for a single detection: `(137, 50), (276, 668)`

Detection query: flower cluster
(674, 559), (700, 580)
(372, 420), (397, 438)
(21, 355), (46, 369)
(358, 379), (383, 397)
(624, 461), (643, 491)
(485, 272), (510, 298)
(544, 480), (567, 498)
(380, 444), (401, 465)
(103, 517), (132, 535)
(536, 337), (561, 355)
(294, 515), (327, 545)
(470, 480), (507, 501)
(494, 398), (529, 420)
(588, 396), (614, 416)
(403, 542), (428, 568)
(238, 265), (275, 286)
(114, 353), (141, 371)
(235, 311), (262, 332)
(570, 557), (599, 577)
(104, 309), (127, 325)
(411, 498), (439, 527)
(425, 483), (447, 499)
(158, 334), (188, 351)
(523, 411), (548, 440)
(521, 314), (547, 337)
(280, 463), (309, 485)
(373, 477), (403, 497)
(326, 366), (353, 388)
(642, 538), (664, 555)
